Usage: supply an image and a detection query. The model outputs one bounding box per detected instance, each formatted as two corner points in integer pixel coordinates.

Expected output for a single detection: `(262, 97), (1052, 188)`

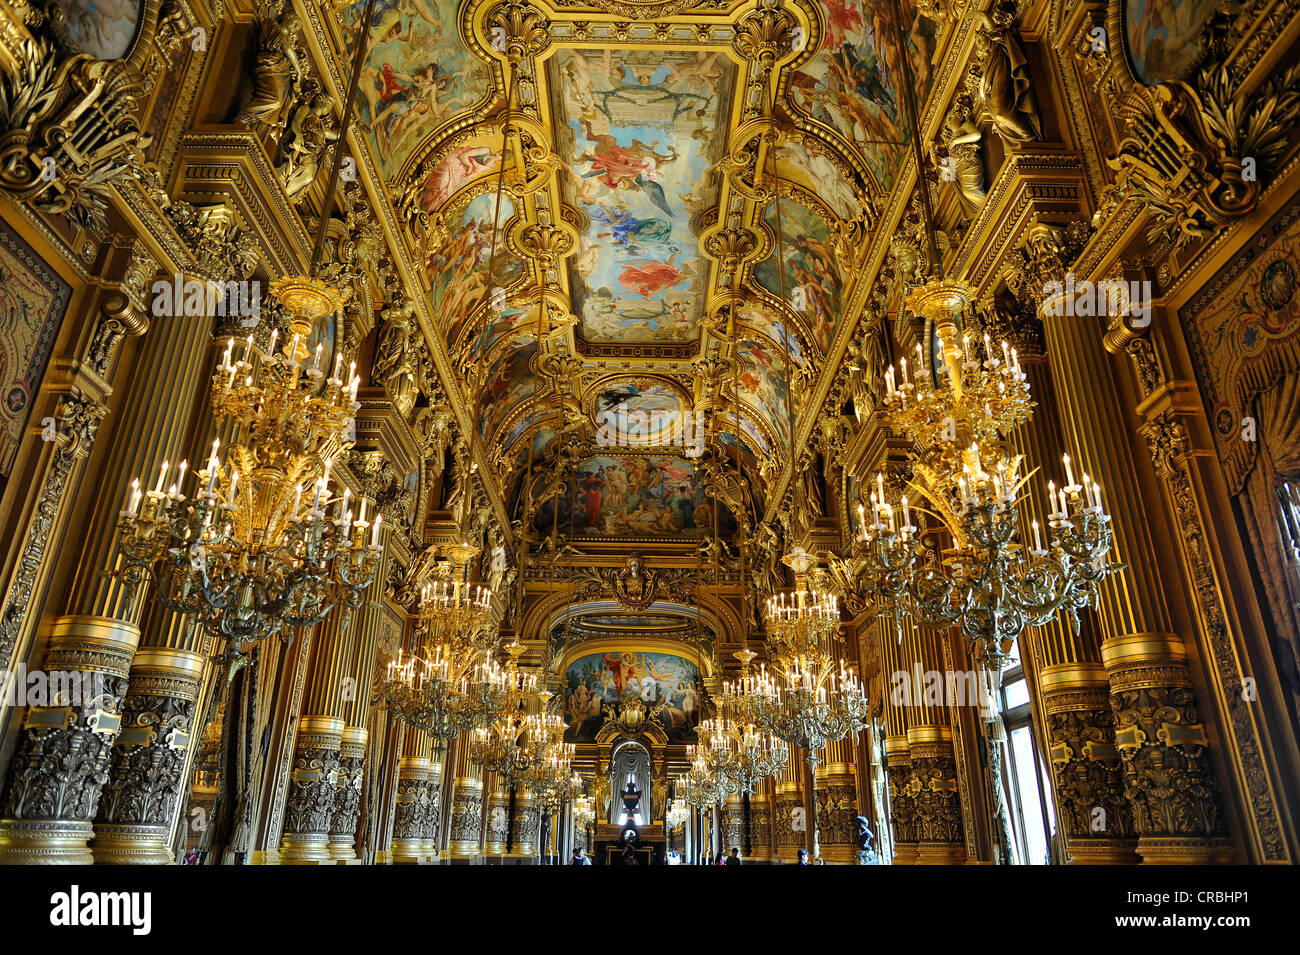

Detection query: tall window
(998, 666), (1056, 864)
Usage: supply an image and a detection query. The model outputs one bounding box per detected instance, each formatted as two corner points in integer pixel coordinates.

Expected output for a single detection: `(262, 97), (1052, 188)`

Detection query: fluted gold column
(773, 759), (802, 863)
(509, 787), (538, 858)
(484, 776), (509, 857)
(420, 743), (445, 861)
(722, 793), (745, 858)
(1010, 352), (1139, 863)
(1042, 304), (1229, 863)
(0, 302), (217, 864)
(814, 738), (859, 864)
(902, 624), (965, 864)
(279, 608), (357, 863)
(447, 733), (483, 860)
(390, 726), (433, 864)
(329, 523), (391, 863)
(748, 779), (772, 862)
(878, 619), (916, 864)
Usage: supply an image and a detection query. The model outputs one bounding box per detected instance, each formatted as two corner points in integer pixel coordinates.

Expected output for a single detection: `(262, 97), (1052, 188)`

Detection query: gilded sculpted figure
(276, 89), (338, 200)
(943, 92), (987, 210)
(968, 1), (1043, 145)
(373, 298), (418, 416)
(236, 5), (304, 134)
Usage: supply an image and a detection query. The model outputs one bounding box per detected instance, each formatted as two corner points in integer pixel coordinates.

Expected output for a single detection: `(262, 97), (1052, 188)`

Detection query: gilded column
(0, 302), (215, 864)
(748, 779), (772, 862)
(1007, 346), (1139, 863)
(1042, 299), (1229, 862)
(390, 726), (432, 864)
(447, 732), (483, 860)
(509, 787), (538, 859)
(902, 625), (965, 864)
(329, 517), (391, 863)
(722, 793), (745, 858)
(773, 759), (802, 863)
(484, 776), (509, 857)
(878, 619), (916, 864)
(279, 609), (357, 863)
(419, 743), (445, 861)
(814, 737), (859, 864)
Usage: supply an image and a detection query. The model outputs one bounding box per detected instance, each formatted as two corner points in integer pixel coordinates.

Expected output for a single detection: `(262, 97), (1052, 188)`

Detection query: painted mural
(432, 192), (526, 356)
(592, 376), (692, 445)
(790, 0), (936, 192)
(1125, 0), (1218, 85)
(0, 223), (72, 477)
(418, 142), (506, 213)
(777, 142), (861, 223)
(52, 0), (141, 60)
(552, 49), (733, 343)
(754, 201), (844, 355)
(563, 651), (702, 743)
(533, 454), (738, 538)
(737, 338), (795, 450)
(476, 336), (536, 442)
(738, 303), (811, 365)
(341, 0), (491, 179)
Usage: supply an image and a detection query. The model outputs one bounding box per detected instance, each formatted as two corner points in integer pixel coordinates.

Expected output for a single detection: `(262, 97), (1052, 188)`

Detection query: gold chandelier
(851, 278), (1120, 671)
(116, 279), (381, 646)
(381, 572), (504, 739)
(743, 550), (870, 758)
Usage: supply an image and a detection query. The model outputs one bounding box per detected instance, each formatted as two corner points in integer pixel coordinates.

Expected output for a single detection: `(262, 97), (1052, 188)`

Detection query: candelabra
(748, 550), (870, 758)
(381, 579), (503, 738)
(115, 279), (379, 646)
(466, 645), (544, 778)
(855, 279), (1120, 672)
(666, 798), (689, 830)
(676, 749), (723, 809)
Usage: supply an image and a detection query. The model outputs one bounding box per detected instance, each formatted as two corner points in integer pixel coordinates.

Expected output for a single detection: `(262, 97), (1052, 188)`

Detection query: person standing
(725, 848), (742, 866)
(796, 849), (809, 866)
(570, 847), (591, 865)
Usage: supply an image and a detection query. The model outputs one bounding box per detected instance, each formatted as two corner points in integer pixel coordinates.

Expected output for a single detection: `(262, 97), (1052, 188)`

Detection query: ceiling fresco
(324, 0), (943, 564)
(550, 48), (734, 344)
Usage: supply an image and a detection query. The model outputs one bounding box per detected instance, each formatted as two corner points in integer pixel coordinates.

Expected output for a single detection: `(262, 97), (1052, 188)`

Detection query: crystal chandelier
(746, 550), (869, 758)
(853, 279), (1120, 671)
(675, 749), (723, 809)
(116, 280), (381, 645)
(665, 798), (689, 830)
(692, 714), (788, 796)
(466, 644), (543, 778)
(381, 577), (503, 739)
(572, 793), (595, 831)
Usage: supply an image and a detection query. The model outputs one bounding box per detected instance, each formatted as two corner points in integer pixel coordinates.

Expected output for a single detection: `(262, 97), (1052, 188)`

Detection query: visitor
(725, 847), (741, 866)
(183, 845), (200, 866)
(570, 847), (590, 865)
(796, 849), (809, 866)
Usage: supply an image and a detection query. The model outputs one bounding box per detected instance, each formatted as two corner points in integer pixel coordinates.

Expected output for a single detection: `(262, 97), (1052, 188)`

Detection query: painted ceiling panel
(789, 0), (936, 193)
(342, 0), (491, 180)
(550, 48), (735, 344)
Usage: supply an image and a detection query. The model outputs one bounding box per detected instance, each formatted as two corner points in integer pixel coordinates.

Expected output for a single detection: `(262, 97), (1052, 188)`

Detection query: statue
(236, 5), (303, 135)
(855, 816), (879, 865)
(373, 298), (418, 416)
(276, 88), (337, 200)
(943, 92), (987, 211)
(968, 1), (1043, 146)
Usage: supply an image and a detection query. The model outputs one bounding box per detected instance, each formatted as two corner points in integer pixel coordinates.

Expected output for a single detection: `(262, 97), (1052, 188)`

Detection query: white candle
(901, 494), (910, 528)
(313, 342), (323, 372)
(1032, 519), (1042, 551)
(127, 478), (140, 517)
(154, 460), (169, 495)
(293, 483), (302, 517)
(342, 508), (353, 538)
(1063, 453), (1076, 487)
(176, 459), (188, 492)
(1047, 480), (1056, 516)
(372, 513), (382, 547)
(341, 487), (351, 519)
(900, 358), (909, 386)
(1093, 481), (1103, 510)
(268, 329), (278, 358)
(227, 469), (239, 505)
(357, 497), (367, 526)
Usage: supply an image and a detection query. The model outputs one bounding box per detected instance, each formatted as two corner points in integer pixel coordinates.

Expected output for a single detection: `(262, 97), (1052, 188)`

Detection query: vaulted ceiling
(323, 0), (937, 549)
